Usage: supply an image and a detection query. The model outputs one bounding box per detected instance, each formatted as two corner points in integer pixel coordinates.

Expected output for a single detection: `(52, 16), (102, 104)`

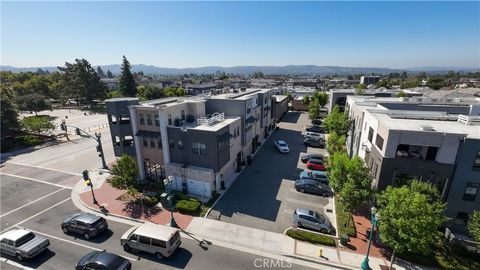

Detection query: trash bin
(247, 155), (253, 165)
(340, 234), (349, 246)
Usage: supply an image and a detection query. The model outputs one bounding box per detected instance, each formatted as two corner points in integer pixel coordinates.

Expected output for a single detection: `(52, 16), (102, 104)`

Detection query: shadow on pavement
(127, 247), (192, 269)
(281, 111), (301, 123)
(1, 249), (55, 269)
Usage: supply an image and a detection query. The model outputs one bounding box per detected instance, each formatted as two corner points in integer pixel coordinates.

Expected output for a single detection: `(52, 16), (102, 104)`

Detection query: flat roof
(133, 222), (178, 240)
(176, 116), (240, 132)
(273, 95), (288, 102)
(208, 88), (271, 100)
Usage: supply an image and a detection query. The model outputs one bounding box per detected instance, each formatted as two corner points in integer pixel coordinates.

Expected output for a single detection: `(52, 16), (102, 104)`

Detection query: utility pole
(65, 124), (108, 170)
(83, 170), (98, 205)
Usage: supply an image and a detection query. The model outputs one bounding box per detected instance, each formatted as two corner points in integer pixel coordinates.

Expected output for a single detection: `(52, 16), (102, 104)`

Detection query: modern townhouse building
(360, 76), (380, 85)
(272, 95), (289, 123)
(345, 95), (480, 232)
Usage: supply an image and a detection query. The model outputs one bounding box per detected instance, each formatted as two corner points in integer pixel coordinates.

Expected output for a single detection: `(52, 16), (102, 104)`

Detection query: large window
(143, 138), (148, 147)
(147, 114), (152, 126)
(150, 139), (156, 148)
(155, 114), (160, 126)
(463, 182), (479, 201)
(192, 142), (206, 155)
(375, 134), (384, 150)
(473, 151), (480, 171)
(367, 127), (374, 143)
(139, 113), (145, 125)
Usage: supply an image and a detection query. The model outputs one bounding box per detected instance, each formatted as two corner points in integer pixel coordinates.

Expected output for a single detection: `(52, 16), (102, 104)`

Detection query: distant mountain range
(1, 64), (478, 75)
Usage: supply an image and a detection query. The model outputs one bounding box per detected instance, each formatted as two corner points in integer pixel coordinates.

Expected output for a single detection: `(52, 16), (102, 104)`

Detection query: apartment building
(360, 76), (380, 85)
(346, 95), (480, 232)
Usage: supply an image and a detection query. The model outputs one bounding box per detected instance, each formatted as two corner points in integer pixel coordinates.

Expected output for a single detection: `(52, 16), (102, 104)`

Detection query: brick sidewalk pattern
(79, 181), (193, 229)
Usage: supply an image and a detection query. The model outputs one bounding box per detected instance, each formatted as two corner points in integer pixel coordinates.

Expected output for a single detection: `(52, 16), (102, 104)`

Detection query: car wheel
(16, 254), (23, 261)
(123, 244), (131, 252)
(83, 232), (90, 240)
(320, 228), (327, 234)
(62, 227), (68, 234)
(321, 192), (328, 197)
(155, 252), (163, 260)
(299, 188), (305, 193)
(297, 222), (303, 228)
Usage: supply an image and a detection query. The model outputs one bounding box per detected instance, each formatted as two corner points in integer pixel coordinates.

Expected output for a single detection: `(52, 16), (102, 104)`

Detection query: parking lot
(210, 112), (336, 234)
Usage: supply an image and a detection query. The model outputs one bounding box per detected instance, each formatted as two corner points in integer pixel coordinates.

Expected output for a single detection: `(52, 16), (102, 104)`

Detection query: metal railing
(458, 114), (480, 125)
(197, 112), (225, 126)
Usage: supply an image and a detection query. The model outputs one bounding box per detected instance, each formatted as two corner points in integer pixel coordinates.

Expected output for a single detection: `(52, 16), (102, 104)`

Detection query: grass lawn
(334, 196), (356, 237)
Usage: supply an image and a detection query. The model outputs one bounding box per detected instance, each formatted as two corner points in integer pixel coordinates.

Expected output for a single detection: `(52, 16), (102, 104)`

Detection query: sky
(1, 1), (479, 69)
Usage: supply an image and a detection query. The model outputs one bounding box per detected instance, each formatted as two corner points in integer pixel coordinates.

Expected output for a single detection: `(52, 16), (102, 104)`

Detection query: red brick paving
(79, 181), (193, 229)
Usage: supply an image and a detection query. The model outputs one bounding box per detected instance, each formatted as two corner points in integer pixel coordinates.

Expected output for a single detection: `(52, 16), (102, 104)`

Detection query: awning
(246, 116), (256, 124)
(135, 130), (162, 138)
(218, 132), (233, 141)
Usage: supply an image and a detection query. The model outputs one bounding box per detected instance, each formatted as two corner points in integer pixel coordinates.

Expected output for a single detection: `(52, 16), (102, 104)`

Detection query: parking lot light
(361, 207), (380, 270)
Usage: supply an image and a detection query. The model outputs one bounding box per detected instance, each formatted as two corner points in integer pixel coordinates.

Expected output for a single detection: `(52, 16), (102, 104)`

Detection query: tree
(322, 105), (350, 136)
(16, 93), (51, 116)
(376, 79), (391, 89)
(409, 179), (441, 203)
(96, 66), (105, 78)
(326, 132), (346, 156)
(119, 56), (137, 97)
(314, 91), (328, 108)
(164, 87), (184, 97)
(1, 89), (20, 139)
(468, 211), (480, 243)
(327, 151), (350, 193)
(106, 70), (113, 78)
(378, 183), (447, 269)
(427, 77), (445, 90)
(308, 98), (320, 120)
(23, 75), (51, 97)
(302, 96), (311, 105)
(21, 115), (55, 135)
(286, 92), (293, 102)
(396, 91), (407, 97)
(110, 154), (138, 189)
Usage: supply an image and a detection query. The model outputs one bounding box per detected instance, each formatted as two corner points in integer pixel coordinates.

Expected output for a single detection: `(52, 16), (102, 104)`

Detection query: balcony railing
(197, 112), (225, 126)
(458, 114), (480, 126)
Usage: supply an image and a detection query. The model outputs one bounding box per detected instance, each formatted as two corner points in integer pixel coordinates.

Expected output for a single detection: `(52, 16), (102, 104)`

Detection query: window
(473, 152), (480, 171)
(168, 114), (172, 125)
(192, 142), (206, 155)
(436, 177), (447, 196)
(455, 212), (469, 225)
(155, 114), (160, 126)
(147, 114), (152, 126)
(463, 182), (479, 201)
(150, 139), (156, 148)
(110, 115), (117, 125)
(151, 239), (166, 248)
(120, 114), (130, 124)
(367, 127), (374, 143)
(247, 107), (251, 114)
(375, 134), (384, 150)
(169, 139), (174, 148)
(178, 140), (183, 149)
(139, 236), (150, 244)
(181, 110), (185, 121)
(426, 147), (438, 161)
(157, 139), (162, 149)
(139, 113), (145, 125)
(143, 138), (148, 147)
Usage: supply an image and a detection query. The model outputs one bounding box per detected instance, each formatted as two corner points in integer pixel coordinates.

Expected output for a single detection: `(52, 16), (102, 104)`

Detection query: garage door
(186, 179), (211, 198)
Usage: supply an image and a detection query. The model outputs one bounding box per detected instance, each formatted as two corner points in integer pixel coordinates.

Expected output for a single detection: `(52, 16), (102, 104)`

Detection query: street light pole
(165, 175), (178, 228)
(95, 132), (108, 169)
(361, 207), (380, 270)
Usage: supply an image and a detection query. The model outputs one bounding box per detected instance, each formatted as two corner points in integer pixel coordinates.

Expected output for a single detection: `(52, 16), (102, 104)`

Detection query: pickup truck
(0, 229), (50, 261)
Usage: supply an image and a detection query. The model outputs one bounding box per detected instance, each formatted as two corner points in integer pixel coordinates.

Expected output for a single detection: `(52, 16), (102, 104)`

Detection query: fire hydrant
(318, 248), (323, 258)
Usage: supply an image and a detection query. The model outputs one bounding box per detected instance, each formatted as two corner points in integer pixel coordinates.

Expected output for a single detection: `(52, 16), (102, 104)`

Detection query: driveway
(210, 112), (335, 234)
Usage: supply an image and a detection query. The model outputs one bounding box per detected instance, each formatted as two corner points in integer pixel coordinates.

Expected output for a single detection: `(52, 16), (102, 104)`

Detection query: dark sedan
(301, 154), (324, 163)
(62, 212), (108, 240)
(295, 179), (333, 197)
(305, 125), (326, 133)
(76, 251), (131, 270)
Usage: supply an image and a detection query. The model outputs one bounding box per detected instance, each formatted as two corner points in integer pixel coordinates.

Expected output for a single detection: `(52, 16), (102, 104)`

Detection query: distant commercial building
(346, 95), (480, 233)
(360, 76), (380, 85)
(272, 95), (288, 122)
(185, 82), (217, 95)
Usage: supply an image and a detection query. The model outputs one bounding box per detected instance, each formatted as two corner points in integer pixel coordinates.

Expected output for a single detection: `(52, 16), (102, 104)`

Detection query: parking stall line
(1, 198), (71, 234)
(286, 198), (326, 208)
(20, 228), (138, 262)
(4, 162), (81, 176)
(283, 209), (294, 215)
(0, 188), (67, 218)
(0, 173), (73, 190)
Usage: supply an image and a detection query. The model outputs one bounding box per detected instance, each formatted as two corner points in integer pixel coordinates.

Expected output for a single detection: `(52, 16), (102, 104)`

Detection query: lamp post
(164, 175), (178, 228)
(361, 207), (380, 270)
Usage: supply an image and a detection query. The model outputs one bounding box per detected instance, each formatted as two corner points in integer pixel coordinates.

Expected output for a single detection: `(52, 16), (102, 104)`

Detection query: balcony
(395, 144), (438, 161)
(197, 112), (225, 126)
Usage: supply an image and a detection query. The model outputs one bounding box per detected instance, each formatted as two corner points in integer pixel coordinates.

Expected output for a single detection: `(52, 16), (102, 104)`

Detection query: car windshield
(169, 231), (180, 246)
(91, 218), (103, 227)
(15, 232), (35, 247)
(279, 143), (287, 147)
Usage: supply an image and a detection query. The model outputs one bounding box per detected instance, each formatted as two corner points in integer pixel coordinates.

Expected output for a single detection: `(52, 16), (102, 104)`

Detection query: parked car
(305, 125), (326, 133)
(75, 251), (131, 270)
(121, 222), (181, 259)
(301, 154), (324, 163)
(295, 179), (333, 197)
(304, 138), (325, 148)
(304, 132), (325, 141)
(62, 212), (108, 239)
(306, 158), (326, 171)
(274, 140), (289, 153)
(293, 208), (335, 235)
(299, 169), (328, 184)
(311, 119), (323, 125)
(0, 229), (50, 261)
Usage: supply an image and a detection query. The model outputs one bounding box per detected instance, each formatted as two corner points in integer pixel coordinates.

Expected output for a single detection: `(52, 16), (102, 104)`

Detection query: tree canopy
(119, 56), (137, 97)
(21, 115), (55, 135)
(16, 93), (51, 116)
(110, 154), (139, 189)
(322, 105), (350, 136)
(468, 210), (480, 243)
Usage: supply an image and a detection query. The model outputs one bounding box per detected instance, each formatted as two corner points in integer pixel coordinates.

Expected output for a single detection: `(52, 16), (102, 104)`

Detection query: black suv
(62, 213), (108, 240)
(76, 251), (131, 270)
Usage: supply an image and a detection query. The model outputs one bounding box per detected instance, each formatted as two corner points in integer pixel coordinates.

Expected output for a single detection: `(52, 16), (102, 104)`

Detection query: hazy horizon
(2, 1), (479, 69)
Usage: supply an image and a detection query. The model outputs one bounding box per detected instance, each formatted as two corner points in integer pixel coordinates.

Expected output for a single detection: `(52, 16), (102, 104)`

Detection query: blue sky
(1, 1), (479, 68)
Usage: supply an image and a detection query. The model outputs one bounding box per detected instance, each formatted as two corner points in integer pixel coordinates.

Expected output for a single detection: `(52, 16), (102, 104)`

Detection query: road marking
(4, 162), (82, 176)
(0, 173), (74, 190)
(0, 188), (67, 218)
(20, 228), (137, 262)
(284, 209), (294, 214)
(0, 257), (36, 270)
(287, 198), (326, 208)
(0, 198), (71, 234)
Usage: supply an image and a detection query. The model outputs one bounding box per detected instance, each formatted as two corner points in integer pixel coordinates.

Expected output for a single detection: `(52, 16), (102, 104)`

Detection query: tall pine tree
(106, 70), (113, 78)
(119, 56), (136, 97)
(96, 66), (105, 78)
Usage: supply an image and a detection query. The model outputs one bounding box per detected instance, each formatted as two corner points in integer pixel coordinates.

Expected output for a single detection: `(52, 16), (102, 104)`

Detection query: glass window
(139, 236), (150, 244)
(150, 139), (156, 148)
(143, 138), (148, 147)
(139, 113), (145, 125)
(147, 114), (152, 126)
(151, 239), (166, 248)
(178, 140), (183, 149)
(463, 182), (479, 201)
(168, 114), (172, 125)
(375, 134), (384, 150)
(181, 110), (186, 121)
(155, 114), (160, 126)
(157, 139), (162, 149)
(368, 127), (374, 143)
(473, 152), (480, 171)
(169, 139), (174, 148)
(192, 142), (206, 155)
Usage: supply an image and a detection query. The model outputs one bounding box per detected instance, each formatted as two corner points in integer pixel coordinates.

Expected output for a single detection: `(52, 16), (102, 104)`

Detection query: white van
(120, 222), (181, 259)
(304, 132), (325, 141)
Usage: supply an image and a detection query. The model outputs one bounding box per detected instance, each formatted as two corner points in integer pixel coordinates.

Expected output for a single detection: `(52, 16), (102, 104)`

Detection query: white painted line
(0, 198), (71, 234)
(4, 162), (82, 176)
(0, 173), (74, 190)
(0, 257), (36, 270)
(0, 188), (66, 218)
(287, 198), (326, 208)
(21, 228), (137, 262)
(284, 209), (294, 215)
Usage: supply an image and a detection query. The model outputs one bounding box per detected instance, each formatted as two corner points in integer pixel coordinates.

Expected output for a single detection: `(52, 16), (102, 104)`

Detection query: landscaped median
(334, 196), (356, 237)
(286, 228), (336, 247)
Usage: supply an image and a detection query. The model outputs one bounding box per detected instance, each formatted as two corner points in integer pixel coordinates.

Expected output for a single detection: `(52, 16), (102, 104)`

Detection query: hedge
(176, 199), (201, 214)
(143, 196), (158, 207)
(286, 229), (336, 247)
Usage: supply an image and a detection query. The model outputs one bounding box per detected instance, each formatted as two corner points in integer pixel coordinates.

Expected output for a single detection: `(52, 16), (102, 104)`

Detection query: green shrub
(286, 229), (336, 247)
(172, 191), (188, 201)
(15, 135), (43, 147)
(335, 196), (356, 237)
(176, 199), (201, 214)
(143, 196), (158, 207)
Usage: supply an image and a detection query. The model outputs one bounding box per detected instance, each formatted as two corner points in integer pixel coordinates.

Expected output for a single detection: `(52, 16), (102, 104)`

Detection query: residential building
(106, 98), (139, 157)
(185, 82), (217, 95)
(346, 95), (480, 232)
(272, 95), (288, 123)
(360, 76), (380, 85)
